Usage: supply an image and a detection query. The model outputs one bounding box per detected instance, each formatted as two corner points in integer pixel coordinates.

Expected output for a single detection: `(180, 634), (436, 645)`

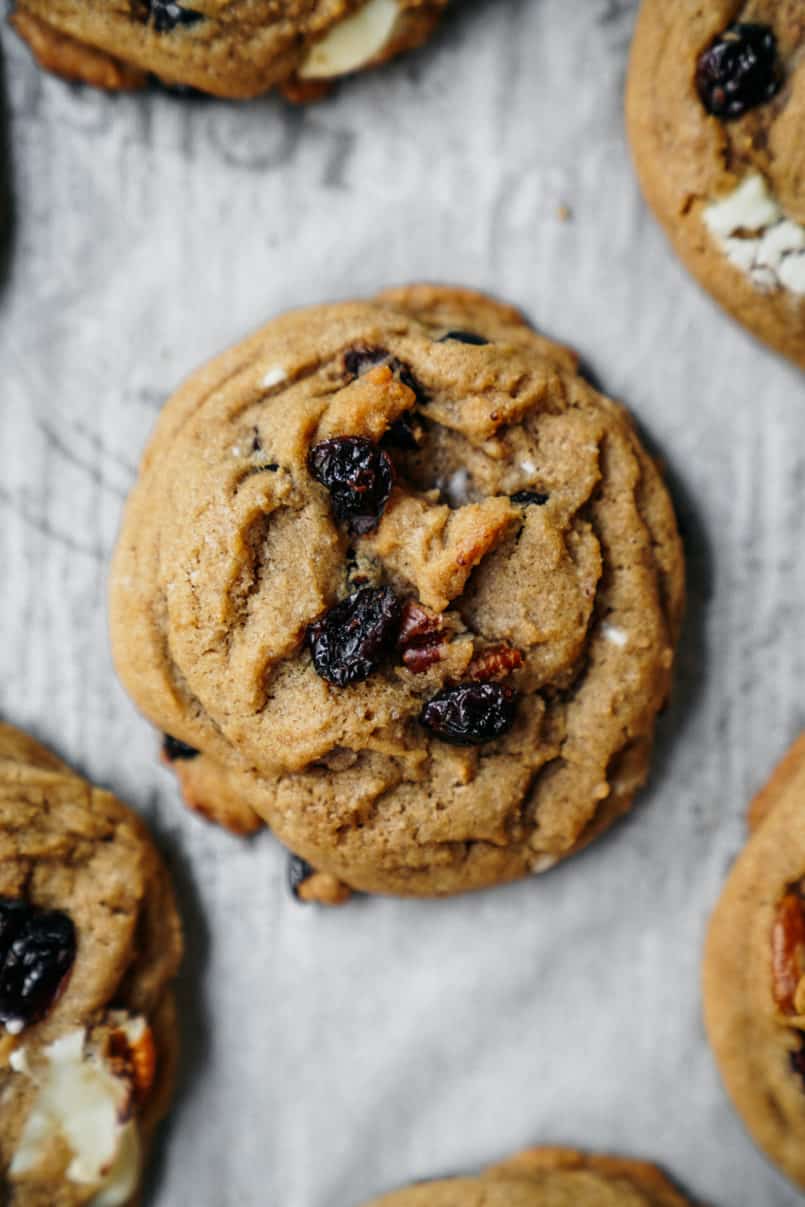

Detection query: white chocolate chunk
(601, 622), (628, 648)
(756, 219), (805, 266)
(9, 1026), (142, 1198)
(530, 853), (559, 875)
(260, 365), (287, 389)
(300, 0), (400, 79)
(779, 253), (805, 294)
(703, 175), (805, 297)
(439, 468), (472, 508)
(703, 174), (782, 238)
(90, 1123), (141, 1207)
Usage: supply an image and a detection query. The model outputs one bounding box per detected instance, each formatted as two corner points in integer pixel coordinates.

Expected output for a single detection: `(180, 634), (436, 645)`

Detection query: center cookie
(0, 724), (182, 1207)
(361, 1147), (696, 1206)
(110, 285), (685, 899)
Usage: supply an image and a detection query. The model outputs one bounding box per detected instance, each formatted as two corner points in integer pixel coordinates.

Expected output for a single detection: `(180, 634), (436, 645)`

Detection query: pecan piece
(772, 891), (805, 1015)
(468, 643), (524, 682)
(398, 600), (445, 673)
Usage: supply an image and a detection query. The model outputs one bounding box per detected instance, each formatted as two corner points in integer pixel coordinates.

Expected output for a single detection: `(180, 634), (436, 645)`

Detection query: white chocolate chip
(780, 251), (805, 294)
(703, 174), (782, 237)
(439, 468), (472, 508)
(601, 622), (628, 648)
(300, 0), (400, 79)
(5, 1019), (24, 1036)
(89, 1123), (141, 1207)
(9, 1026), (143, 1196)
(703, 175), (805, 297)
(260, 366), (287, 389)
(530, 854), (558, 875)
(9, 1047), (31, 1076)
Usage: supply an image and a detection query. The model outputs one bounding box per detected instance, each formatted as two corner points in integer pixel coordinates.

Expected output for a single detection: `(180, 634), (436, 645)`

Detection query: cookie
(9, 0), (449, 100)
(627, 1), (805, 370)
(361, 1147), (696, 1206)
(0, 723), (183, 1206)
(109, 284), (684, 900)
(703, 733), (805, 1190)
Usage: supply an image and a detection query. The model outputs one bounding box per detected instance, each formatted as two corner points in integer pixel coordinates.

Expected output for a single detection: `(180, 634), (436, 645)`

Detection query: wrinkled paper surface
(1, 3), (805, 1204)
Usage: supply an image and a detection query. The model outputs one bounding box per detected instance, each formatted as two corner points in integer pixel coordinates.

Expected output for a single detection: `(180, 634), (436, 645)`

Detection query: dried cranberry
(695, 24), (781, 119)
(0, 899), (76, 1030)
(382, 411), (425, 452)
(308, 437), (394, 536)
(420, 683), (518, 746)
(162, 734), (200, 761)
(437, 331), (490, 346)
(288, 855), (315, 900)
(510, 491), (549, 507)
(308, 586), (402, 686)
(141, 0), (204, 31)
(343, 345), (427, 405)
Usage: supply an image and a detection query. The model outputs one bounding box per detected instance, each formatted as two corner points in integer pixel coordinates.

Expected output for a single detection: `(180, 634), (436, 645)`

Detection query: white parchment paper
(1, 3), (805, 1204)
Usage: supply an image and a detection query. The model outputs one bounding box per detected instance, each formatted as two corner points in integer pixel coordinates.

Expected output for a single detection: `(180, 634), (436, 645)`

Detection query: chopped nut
(468, 643), (523, 682)
(106, 1017), (157, 1108)
(772, 892), (805, 1014)
(398, 600), (445, 673)
(296, 871), (352, 906)
(794, 975), (805, 1018)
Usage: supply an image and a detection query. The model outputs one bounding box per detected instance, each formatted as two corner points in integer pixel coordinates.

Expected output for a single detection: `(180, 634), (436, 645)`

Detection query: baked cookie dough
(703, 733), (805, 1190)
(0, 723), (183, 1206)
(110, 284), (684, 900)
(9, 0), (449, 100)
(627, 1), (805, 370)
(362, 1147), (696, 1206)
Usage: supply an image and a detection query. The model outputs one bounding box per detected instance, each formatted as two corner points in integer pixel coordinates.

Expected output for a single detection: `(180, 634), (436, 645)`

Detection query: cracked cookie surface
(362, 1146), (696, 1206)
(110, 285), (684, 899)
(0, 723), (182, 1207)
(703, 733), (805, 1191)
(627, 0), (805, 369)
(9, 0), (448, 99)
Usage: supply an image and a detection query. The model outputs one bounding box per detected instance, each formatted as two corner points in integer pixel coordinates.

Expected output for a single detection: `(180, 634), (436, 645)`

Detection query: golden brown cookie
(0, 723), (183, 1206)
(109, 284), (684, 900)
(626, 1), (805, 370)
(9, 0), (448, 100)
(362, 1147), (696, 1206)
(703, 733), (805, 1191)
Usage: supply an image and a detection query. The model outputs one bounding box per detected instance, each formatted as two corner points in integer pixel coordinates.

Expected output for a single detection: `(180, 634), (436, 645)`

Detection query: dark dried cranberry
(308, 586), (402, 687)
(510, 491), (549, 507)
(343, 345), (427, 405)
(141, 0), (204, 32)
(0, 901), (29, 964)
(308, 437), (394, 536)
(420, 683), (518, 746)
(382, 411), (425, 452)
(695, 24), (781, 119)
(0, 899), (76, 1030)
(343, 345), (387, 378)
(437, 331), (490, 346)
(790, 1035), (805, 1087)
(162, 734), (200, 761)
(288, 855), (315, 900)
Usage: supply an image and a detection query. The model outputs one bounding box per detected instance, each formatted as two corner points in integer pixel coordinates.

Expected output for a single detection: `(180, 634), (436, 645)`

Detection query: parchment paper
(1, 3), (805, 1204)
